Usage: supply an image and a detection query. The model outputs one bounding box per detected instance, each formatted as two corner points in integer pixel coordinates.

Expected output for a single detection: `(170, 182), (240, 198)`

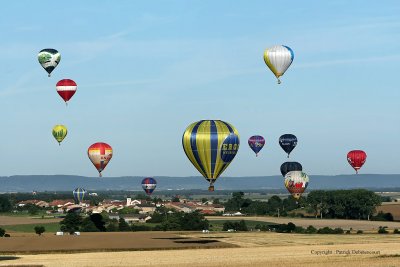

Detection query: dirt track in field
(377, 203), (400, 220)
(0, 216), (61, 226)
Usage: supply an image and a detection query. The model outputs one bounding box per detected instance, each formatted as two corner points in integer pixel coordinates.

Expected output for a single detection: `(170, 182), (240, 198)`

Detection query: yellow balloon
(52, 125), (67, 145)
(182, 120), (240, 191)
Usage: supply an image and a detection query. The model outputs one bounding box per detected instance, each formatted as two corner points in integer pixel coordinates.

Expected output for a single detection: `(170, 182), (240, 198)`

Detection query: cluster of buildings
(16, 197), (227, 223)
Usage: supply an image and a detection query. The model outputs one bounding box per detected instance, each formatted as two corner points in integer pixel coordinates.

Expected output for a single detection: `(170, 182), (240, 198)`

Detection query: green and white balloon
(38, 48), (61, 77)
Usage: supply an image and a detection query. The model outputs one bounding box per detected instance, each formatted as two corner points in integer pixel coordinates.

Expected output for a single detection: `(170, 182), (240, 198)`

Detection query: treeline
(59, 209), (209, 233)
(221, 220), (400, 235)
(224, 192), (298, 216)
(224, 189), (387, 220)
(305, 190), (381, 220)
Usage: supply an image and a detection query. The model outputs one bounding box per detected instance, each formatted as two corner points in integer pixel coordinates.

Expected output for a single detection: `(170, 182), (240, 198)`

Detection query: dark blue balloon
(279, 134), (297, 157)
(248, 135), (265, 156)
(280, 162), (302, 177)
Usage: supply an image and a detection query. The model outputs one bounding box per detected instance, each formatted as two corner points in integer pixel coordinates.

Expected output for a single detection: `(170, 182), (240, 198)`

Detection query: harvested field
(0, 216), (61, 226)
(206, 216), (400, 231)
(376, 203), (400, 221)
(3, 223), (60, 233)
(185, 232), (400, 248)
(1, 232), (400, 267)
(0, 232), (235, 254)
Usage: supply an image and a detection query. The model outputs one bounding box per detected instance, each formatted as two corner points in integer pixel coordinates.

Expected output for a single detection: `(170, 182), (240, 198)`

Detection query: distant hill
(1, 174), (400, 192)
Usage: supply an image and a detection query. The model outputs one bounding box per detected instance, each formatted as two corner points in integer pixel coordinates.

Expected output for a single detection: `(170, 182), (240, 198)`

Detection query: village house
(165, 201), (225, 214)
(135, 203), (156, 214)
(17, 199), (49, 208)
(121, 214), (152, 224)
(164, 202), (195, 213)
(125, 198), (141, 206)
(48, 199), (75, 208)
(108, 212), (120, 220)
(47, 200), (75, 213)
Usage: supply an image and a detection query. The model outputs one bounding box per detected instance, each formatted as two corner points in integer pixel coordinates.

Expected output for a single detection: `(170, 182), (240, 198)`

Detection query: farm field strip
(184, 232), (400, 247)
(0, 232), (235, 254)
(3, 222), (60, 233)
(206, 216), (400, 230)
(0, 215), (61, 226)
(1, 240), (399, 267)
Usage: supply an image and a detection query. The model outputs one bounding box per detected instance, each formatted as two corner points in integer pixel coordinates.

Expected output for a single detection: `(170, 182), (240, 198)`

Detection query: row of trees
(223, 189), (384, 220)
(59, 209), (209, 234)
(305, 189), (381, 220)
(0, 196), (12, 212)
(224, 192), (299, 216)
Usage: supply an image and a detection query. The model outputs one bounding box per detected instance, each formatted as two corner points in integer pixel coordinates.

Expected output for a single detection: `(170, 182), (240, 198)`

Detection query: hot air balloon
(248, 135), (265, 156)
(182, 120), (240, 191)
(52, 125), (67, 145)
(38, 48), (61, 77)
(73, 188), (87, 204)
(280, 162), (302, 177)
(88, 142), (113, 177)
(263, 45), (294, 84)
(142, 177), (157, 195)
(56, 79), (77, 105)
(284, 171), (309, 200)
(347, 150), (367, 174)
(279, 134), (297, 158)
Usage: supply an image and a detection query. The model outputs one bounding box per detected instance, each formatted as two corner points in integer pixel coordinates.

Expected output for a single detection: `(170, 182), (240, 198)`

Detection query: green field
(3, 222), (61, 233)
(209, 220), (277, 231)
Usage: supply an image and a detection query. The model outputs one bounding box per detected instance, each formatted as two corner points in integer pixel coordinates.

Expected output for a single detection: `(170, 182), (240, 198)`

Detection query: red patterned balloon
(56, 79), (77, 105)
(347, 150), (367, 174)
(88, 142), (113, 177)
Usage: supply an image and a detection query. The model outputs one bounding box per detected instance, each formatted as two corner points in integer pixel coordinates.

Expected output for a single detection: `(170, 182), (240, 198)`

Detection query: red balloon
(56, 79), (77, 104)
(347, 150), (367, 174)
(87, 142), (113, 177)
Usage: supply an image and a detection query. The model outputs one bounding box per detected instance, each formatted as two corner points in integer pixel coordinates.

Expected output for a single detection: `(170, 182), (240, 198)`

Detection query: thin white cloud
(83, 79), (156, 89)
(0, 70), (39, 97)
(15, 25), (42, 32)
(295, 55), (400, 69)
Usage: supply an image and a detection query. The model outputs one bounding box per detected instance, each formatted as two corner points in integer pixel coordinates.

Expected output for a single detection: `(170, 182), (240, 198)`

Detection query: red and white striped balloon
(56, 79), (77, 105)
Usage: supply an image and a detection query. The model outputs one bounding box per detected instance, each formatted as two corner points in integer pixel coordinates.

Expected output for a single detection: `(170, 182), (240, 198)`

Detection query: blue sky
(0, 1), (399, 177)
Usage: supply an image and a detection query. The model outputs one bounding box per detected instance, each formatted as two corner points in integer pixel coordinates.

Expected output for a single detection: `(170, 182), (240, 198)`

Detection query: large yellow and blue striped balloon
(263, 45), (294, 84)
(182, 120), (240, 191)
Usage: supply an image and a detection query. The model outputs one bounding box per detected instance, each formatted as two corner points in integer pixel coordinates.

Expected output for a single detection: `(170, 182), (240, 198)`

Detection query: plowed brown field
(0, 216), (61, 226)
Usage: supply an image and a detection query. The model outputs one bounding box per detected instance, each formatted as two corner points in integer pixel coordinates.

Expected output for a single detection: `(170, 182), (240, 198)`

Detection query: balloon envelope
(182, 120), (240, 191)
(263, 45), (294, 84)
(280, 162), (302, 177)
(347, 150), (367, 174)
(142, 177), (157, 195)
(248, 135), (265, 156)
(279, 134), (297, 157)
(56, 79), (77, 104)
(284, 171), (309, 200)
(87, 142), (113, 177)
(52, 125), (67, 145)
(73, 188), (87, 204)
(38, 48), (61, 77)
